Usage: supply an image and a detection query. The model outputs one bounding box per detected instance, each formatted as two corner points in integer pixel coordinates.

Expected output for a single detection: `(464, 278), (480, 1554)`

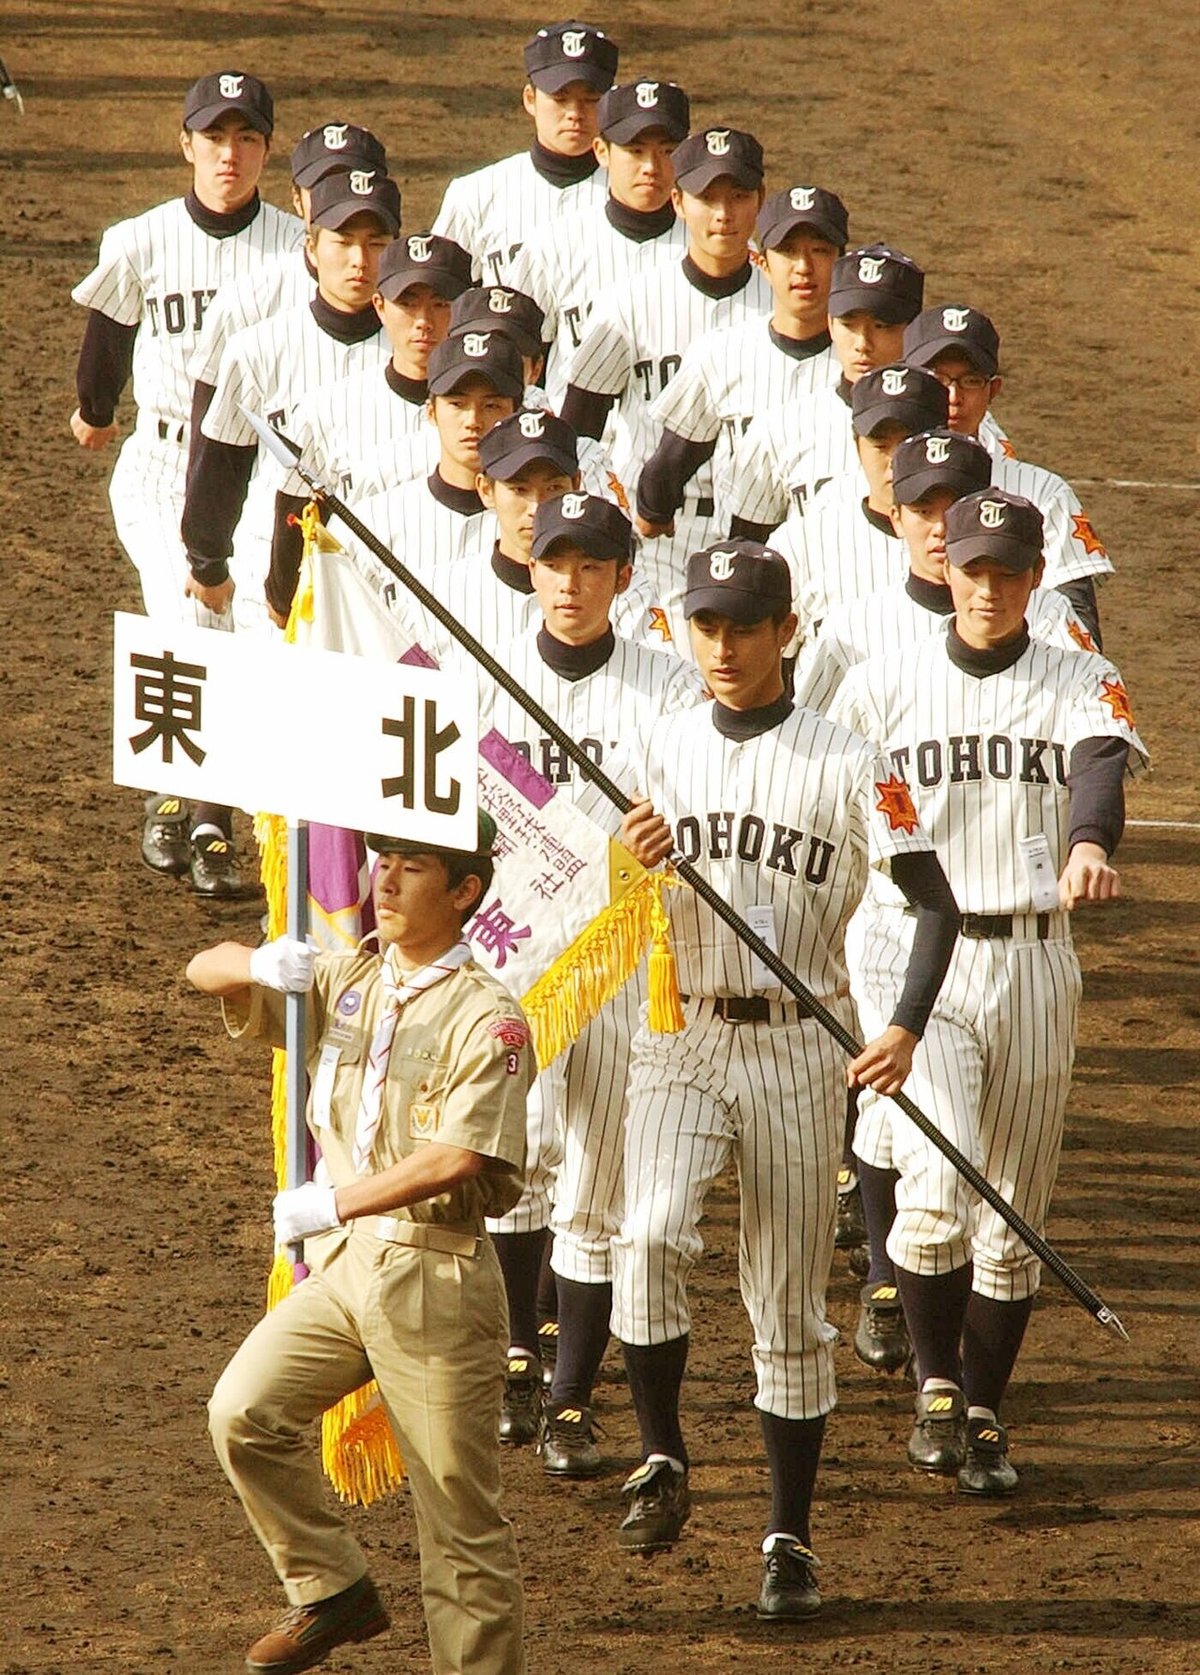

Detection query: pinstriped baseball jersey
(349, 475), (495, 593)
(273, 361), (429, 502)
(188, 245), (314, 387)
(433, 152), (608, 286)
(793, 579), (1099, 715)
(991, 456), (1113, 583)
(72, 197), (303, 425)
(508, 206), (688, 402)
(769, 478), (907, 640)
(829, 628), (1147, 917)
(565, 259), (772, 496)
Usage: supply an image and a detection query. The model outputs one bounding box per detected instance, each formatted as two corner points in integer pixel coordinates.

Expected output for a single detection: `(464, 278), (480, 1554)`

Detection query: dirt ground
(2, 1), (1198, 1670)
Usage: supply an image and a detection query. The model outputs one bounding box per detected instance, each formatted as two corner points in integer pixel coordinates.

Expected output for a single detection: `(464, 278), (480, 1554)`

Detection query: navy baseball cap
(756, 185), (849, 251)
(451, 286), (546, 360)
(946, 489), (1045, 571)
(684, 540), (792, 624)
(532, 493), (633, 561)
(183, 71), (273, 136)
(366, 810), (498, 860)
(891, 429), (993, 505)
(290, 122), (388, 187)
(828, 244), (924, 324)
(524, 22), (618, 92)
(598, 79), (690, 144)
(427, 332), (525, 401)
(479, 410), (579, 480)
(308, 170), (401, 235)
(377, 234), (473, 301)
(904, 305), (1001, 378)
(672, 127), (764, 193)
(851, 364), (949, 438)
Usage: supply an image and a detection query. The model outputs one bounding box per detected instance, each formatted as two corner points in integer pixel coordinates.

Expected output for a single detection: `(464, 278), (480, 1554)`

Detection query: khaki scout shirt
(224, 948), (535, 1226)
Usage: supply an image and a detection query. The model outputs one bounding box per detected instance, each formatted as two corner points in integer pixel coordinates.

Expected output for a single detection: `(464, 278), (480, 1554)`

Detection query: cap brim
(532, 528), (628, 561)
(377, 264), (469, 301)
(429, 367), (525, 400)
(892, 464), (991, 505)
(675, 158), (763, 193)
(185, 100), (272, 136)
(452, 314), (542, 357)
(602, 112), (688, 145)
(365, 833), (490, 860)
(482, 440), (578, 481)
(529, 62), (613, 92)
(853, 397), (947, 437)
(905, 334), (998, 377)
(947, 534), (1040, 571)
(293, 154), (384, 188)
(312, 200), (401, 235)
(828, 288), (916, 324)
(759, 210), (847, 250)
(684, 585), (785, 624)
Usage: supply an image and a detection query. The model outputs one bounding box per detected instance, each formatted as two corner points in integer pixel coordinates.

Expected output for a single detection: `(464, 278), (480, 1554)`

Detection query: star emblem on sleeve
(875, 773), (921, 833)
(1071, 513), (1107, 556)
(1098, 677), (1135, 728)
(648, 606), (673, 643)
(1067, 618), (1096, 652)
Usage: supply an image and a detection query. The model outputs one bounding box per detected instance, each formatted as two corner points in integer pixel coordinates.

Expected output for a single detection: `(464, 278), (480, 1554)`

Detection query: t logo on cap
(561, 492), (589, 519)
(636, 81), (660, 107)
(407, 235), (432, 262)
(979, 499), (1007, 529)
(706, 129), (731, 156)
(925, 435), (951, 464)
(561, 28), (587, 56)
(323, 124), (349, 149)
(789, 186), (816, 211)
(488, 289), (514, 313)
(709, 549), (737, 580)
(518, 412), (546, 439)
(219, 73), (244, 98)
(858, 254), (886, 284)
(942, 307), (971, 332)
(881, 368), (908, 396)
(462, 332), (491, 358)
(349, 170), (375, 195)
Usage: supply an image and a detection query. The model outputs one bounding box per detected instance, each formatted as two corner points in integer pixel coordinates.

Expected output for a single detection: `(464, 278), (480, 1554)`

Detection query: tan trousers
(208, 1229), (527, 1675)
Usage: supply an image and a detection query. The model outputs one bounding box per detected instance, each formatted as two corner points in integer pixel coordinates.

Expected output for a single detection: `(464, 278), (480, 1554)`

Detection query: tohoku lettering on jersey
(433, 151), (608, 285)
(828, 629), (1147, 916)
(188, 246), (315, 388)
(72, 198), (304, 425)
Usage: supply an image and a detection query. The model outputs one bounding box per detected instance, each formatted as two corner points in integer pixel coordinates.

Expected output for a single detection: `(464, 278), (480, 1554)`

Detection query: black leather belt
(680, 993), (813, 1023)
(157, 419), (186, 444)
(960, 912), (1050, 940)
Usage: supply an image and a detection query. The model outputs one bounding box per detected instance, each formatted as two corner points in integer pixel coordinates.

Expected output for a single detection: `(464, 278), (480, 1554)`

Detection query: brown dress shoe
(245, 1575), (389, 1674)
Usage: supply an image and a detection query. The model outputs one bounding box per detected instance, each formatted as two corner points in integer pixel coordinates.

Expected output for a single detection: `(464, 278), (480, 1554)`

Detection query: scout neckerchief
(352, 939), (472, 1173)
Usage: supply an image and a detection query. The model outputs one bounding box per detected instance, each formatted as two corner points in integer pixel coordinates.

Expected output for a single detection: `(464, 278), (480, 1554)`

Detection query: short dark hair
(442, 852), (495, 919)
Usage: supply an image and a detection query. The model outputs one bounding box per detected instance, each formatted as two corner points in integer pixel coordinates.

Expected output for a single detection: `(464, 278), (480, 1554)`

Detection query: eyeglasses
(934, 371), (991, 393)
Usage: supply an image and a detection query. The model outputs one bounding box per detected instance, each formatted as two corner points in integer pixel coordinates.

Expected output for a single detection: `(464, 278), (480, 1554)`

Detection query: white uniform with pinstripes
(507, 206), (688, 403)
(271, 361), (431, 504)
(484, 628), (705, 1277)
(433, 153), (607, 285)
(188, 246), (314, 388)
(71, 197), (302, 623)
(600, 703), (935, 1418)
(770, 478), (908, 645)
(829, 629), (1147, 1298)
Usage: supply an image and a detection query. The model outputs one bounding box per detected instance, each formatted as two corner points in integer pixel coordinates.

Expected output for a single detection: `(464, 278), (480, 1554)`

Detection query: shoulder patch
(875, 774), (921, 834)
(488, 1015), (531, 1051)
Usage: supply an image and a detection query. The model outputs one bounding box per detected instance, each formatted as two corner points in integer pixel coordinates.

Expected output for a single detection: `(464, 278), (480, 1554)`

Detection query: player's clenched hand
(620, 797), (674, 867)
(846, 1025), (918, 1097)
(185, 574), (236, 616)
(273, 1182), (341, 1245)
(1058, 841), (1120, 909)
(70, 407), (119, 450)
(636, 514), (675, 540)
(250, 936), (315, 993)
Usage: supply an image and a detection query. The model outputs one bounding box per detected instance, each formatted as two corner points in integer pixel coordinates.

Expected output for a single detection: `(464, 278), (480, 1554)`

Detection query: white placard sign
(113, 613), (478, 848)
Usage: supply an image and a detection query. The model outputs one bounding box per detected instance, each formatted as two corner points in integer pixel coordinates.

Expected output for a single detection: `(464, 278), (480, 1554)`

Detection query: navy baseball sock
(621, 1336), (689, 1467)
(536, 1236), (558, 1326)
(961, 1293), (1035, 1416)
(191, 801), (233, 840)
(759, 1411), (826, 1546)
(840, 1086), (861, 1169)
(895, 1262), (973, 1386)
(492, 1228), (549, 1357)
(550, 1276), (612, 1407)
(857, 1162), (900, 1286)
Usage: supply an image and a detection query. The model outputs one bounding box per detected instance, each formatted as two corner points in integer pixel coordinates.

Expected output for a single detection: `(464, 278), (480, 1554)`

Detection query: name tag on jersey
(312, 1044), (341, 1130)
(746, 904), (782, 991)
(1018, 834), (1061, 912)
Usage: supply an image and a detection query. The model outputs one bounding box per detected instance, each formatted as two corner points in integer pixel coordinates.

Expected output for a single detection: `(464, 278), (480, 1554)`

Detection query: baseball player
(560, 127), (772, 614)
(182, 169), (400, 642)
(508, 77), (691, 401)
(433, 20), (617, 285)
(635, 184), (848, 589)
(829, 488), (1146, 1495)
(266, 233), (472, 622)
(590, 542), (958, 1616)
(189, 812), (534, 1675)
(903, 305), (1113, 643)
(70, 70), (302, 895)
(724, 243), (927, 542)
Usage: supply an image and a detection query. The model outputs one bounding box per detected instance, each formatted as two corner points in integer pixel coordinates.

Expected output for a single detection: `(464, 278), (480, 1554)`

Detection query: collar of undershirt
(605, 196), (677, 243)
(185, 189), (261, 239)
(835, 374), (853, 407)
(385, 362), (429, 405)
(768, 324), (832, 361)
(428, 471), (484, 515)
(712, 691), (793, 739)
(861, 498), (897, 537)
(906, 572), (955, 615)
(946, 620), (1031, 677)
(530, 139), (599, 188)
(537, 623), (615, 679)
(491, 543), (535, 592)
(681, 254), (754, 300)
(309, 292), (382, 344)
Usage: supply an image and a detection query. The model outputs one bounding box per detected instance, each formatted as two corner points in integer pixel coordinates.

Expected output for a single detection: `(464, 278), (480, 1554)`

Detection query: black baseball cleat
(957, 1416), (1020, 1496)
(617, 1459), (690, 1552)
(141, 794), (192, 875)
(853, 1280), (911, 1373)
(537, 1318), (560, 1389)
(244, 1574), (389, 1674)
(907, 1385), (968, 1474)
(756, 1536), (822, 1620)
(835, 1170), (867, 1249)
(499, 1355), (543, 1445)
(540, 1401), (603, 1478)
(189, 832), (247, 899)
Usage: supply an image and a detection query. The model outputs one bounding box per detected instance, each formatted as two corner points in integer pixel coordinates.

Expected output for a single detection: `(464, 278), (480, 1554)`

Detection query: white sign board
(113, 613), (478, 848)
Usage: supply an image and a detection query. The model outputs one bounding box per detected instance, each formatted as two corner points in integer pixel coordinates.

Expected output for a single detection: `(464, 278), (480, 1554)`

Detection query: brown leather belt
(960, 912), (1049, 940)
(680, 993), (814, 1024)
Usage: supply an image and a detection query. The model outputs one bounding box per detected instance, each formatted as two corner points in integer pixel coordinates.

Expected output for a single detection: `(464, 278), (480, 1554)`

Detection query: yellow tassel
(646, 869), (686, 1033)
(321, 1384), (406, 1507)
(284, 501), (344, 644)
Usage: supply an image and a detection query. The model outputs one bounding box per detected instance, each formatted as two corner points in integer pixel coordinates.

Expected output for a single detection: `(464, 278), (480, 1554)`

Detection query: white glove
(250, 936), (314, 993)
(273, 1182), (342, 1244)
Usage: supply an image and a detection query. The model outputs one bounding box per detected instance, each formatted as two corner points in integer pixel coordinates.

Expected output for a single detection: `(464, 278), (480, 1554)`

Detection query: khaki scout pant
(208, 1228), (527, 1675)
